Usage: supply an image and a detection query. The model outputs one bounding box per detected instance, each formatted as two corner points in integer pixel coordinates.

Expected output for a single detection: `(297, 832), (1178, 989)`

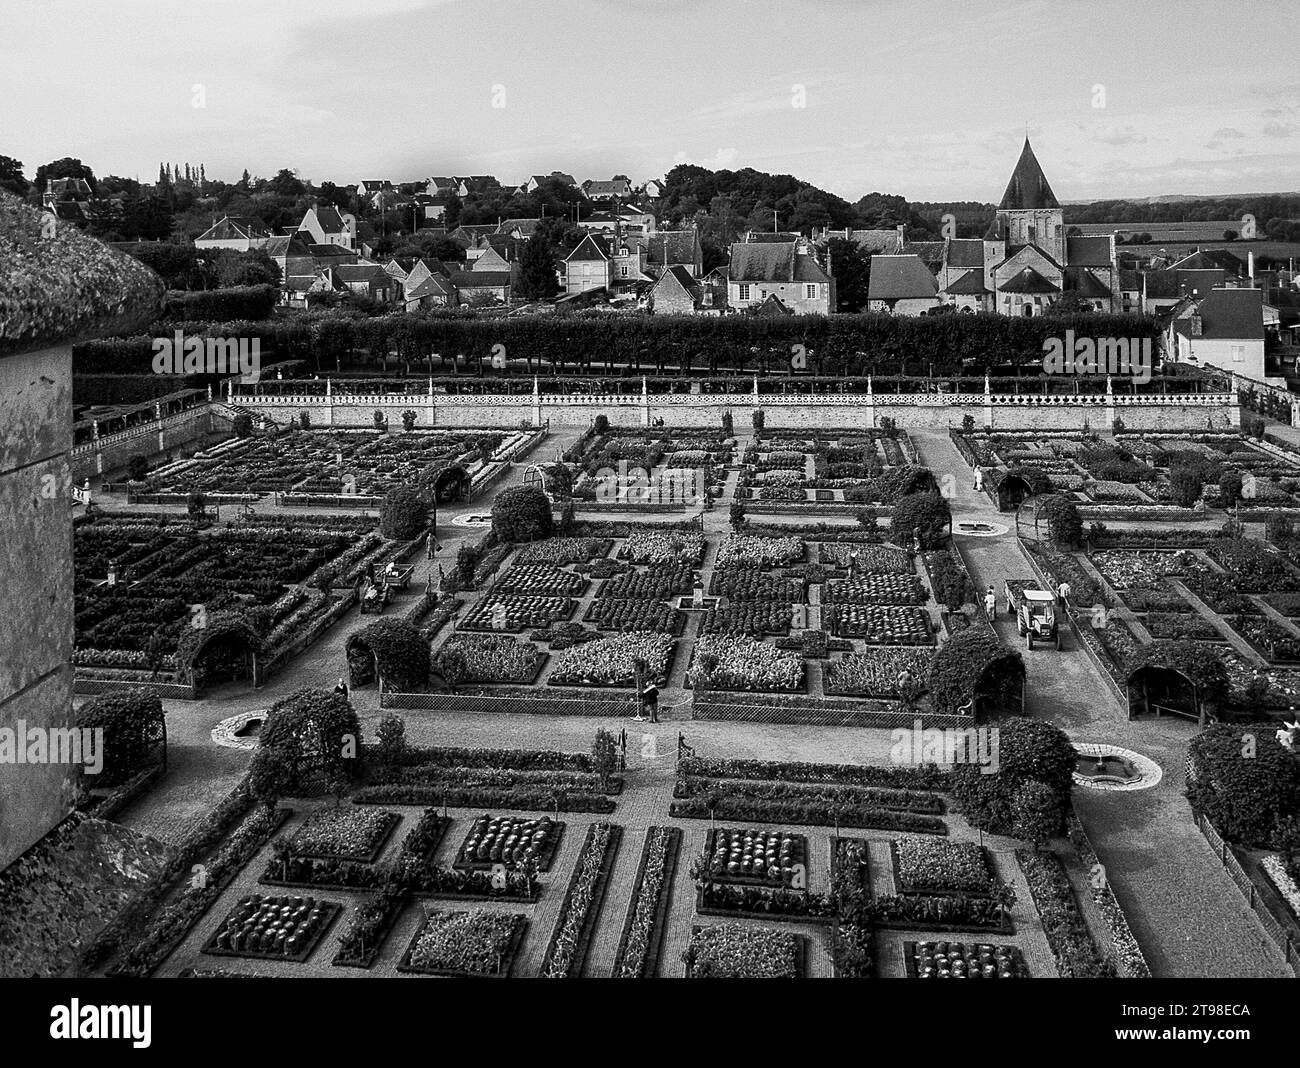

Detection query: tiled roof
(1, 192), (165, 359)
(451, 271), (511, 288)
(793, 253), (831, 283)
(945, 239), (984, 269)
(584, 179), (633, 197)
(406, 273), (455, 299)
(943, 269), (989, 295)
(334, 264), (388, 283)
(998, 138), (1059, 210)
(654, 265), (702, 306)
(1065, 235), (1113, 267)
(841, 228), (902, 254)
(1119, 269), (1141, 290)
(495, 218), (542, 237)
(901, 241), (944, 268)
(1143, 269), (1181, 298)
(729, 242), (797, 282)
(1066, 267), (1113, 298)
(753, 294), (794, 316)
(1170, 249), (1247, 275)
(309, 244), (356, 258)
(567, 234), (610, 262)
(868, 255), (940, 300)
(649, 230), (700, 266)
(196, 215), (271, 242)
(310, 205), (347, 234)
(996, 266), (1060, 294)
(266, 234), (312, 258)
(1192, 287), (1265, 340)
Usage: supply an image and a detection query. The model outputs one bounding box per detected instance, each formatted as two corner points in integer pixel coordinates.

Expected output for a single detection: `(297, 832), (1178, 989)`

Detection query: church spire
(998, 137), (1059, 211)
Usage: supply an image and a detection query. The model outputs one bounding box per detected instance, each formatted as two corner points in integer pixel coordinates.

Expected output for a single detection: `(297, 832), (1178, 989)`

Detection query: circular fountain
(1071, 743), (1162, 791)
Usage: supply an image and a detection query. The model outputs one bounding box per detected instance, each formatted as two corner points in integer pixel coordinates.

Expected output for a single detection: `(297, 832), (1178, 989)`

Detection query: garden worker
(973, 467), (984, 492)
(1057, 580), (1071, 608)
(984, 585), (996, 620)
(334, 677), (349, 698)
(642, 681), (660, 723)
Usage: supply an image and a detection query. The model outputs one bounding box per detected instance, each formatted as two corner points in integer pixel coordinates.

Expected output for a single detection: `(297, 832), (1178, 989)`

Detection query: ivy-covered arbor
(1124, 640), (1229, 725)
(257, 687), (361, 794)
(345, 618), (430, 692)
(77, 686), (167, 784)
(988, 466), (1053, 512)
(927, 627), (1026, 722)
(173, 612), (264, 691)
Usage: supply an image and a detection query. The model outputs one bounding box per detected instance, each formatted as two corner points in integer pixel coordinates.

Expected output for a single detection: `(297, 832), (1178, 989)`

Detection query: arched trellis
(345, 618), (430, 693)
(421, 462), (471, 504)
(1124, 640), (1229, 726)
(174, 613), (264, 692)
(78, 686), (168, 783)
(928, 627), (1026, 722)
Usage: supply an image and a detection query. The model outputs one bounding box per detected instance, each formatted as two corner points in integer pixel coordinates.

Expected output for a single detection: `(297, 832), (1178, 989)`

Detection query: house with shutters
(727, 241), (833, 314)
(1168, 286), (1269, 382)
(299, 203), (355, 250)
(565, 233), (613, 294)
(868, 254), (941, 315)
(194, 214), (273, 252)
(582, 177), (634, 202)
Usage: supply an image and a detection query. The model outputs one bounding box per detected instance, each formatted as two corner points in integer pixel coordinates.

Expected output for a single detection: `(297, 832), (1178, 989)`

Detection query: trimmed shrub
(1040, 494), (1083, 548)
(890, 491), (950, 550)
(77, 687), (166, 785)
(950, 718), (1075, 837)
(346, 618), (431, 693)
(258, 688), (362, 792)
(1187, 722), (1300, 849)
(380, 484), (429, 540)
(492, 485), (553, 542)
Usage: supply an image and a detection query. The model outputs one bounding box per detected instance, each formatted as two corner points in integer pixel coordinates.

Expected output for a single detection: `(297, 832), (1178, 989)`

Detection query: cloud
(1212, 127), (1245, 139)
(1263, 122), (1294, 138)
(1094, 125), (1147, 146)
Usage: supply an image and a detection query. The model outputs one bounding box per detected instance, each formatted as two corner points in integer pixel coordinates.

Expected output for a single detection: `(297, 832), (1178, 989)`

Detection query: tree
(248, 746), (293, 808)
(492, 485), (553, 542)
(300, 410), (312, 429)
(266, 168), (306, 197)
(516, 233), (561, 299)
(729, 501), (747, 529)
(0, 155), (29, 197)
(232, 413), (254, 438)
(1011, 781), (1061, 849)
(373, 409), (387, 430)
(950, 718), (1075, 837)
(1219, 470), (1243, 510)
(438, 646), (467, 692)
(825, 237), (871, 312)
(186, 490), (206, 520)
(402, 409), (417, 432)
(591, 728), (618, 790)
(721, 411), (734, 436)
(890, 491), (950, 549)
(35, 156), (97, 194)
(127, 454), (149, 482)
(752, 409), (765, 430)
(1047, 292), (1097, 316)
(314, 567), (335, 604)
(214, 248), (280, 287)
(375, 714), (407, 772)
(1041, 494), (1083, 547)
(380, 485), (429, 540)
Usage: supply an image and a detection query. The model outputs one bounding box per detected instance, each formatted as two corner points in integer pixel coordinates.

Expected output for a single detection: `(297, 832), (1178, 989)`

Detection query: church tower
(986, 138), (1065, 264)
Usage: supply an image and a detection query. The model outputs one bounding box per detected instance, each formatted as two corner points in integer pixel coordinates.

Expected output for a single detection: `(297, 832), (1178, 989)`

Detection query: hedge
(76, 687), (166, 785)
(950, 718), (1076, 837)
(927, 627), (1025, 719)
(1187, 722), (1300, 849)
(347, 618), (431, 693)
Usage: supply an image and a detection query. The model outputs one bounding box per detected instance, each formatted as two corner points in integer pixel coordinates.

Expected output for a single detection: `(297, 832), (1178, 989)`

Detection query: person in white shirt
(984, 585), (996, 620)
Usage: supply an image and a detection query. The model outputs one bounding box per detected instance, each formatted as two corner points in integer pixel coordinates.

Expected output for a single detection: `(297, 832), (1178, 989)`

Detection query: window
(738, 284), (751, 300)
(806, 284), (817, 299)
(620, 265), (629, 277)
(1232, 345), (1244, 363)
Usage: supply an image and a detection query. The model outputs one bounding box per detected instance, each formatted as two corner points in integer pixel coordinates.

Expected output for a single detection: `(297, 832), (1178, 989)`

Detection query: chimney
(1249, 250), (1255, 284)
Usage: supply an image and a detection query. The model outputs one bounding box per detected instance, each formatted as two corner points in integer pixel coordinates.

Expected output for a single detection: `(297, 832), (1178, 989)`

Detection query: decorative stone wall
(69, 406), (221, 483)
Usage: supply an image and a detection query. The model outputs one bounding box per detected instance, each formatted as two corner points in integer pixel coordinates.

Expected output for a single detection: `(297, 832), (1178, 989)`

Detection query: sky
(2, 0), (1298, 203)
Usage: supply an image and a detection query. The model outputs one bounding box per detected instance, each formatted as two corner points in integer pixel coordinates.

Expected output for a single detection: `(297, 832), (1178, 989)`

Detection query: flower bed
(492, 564), (588, 598)
(461, 594), (574, 632)
(716, 535), (804, 568)
(600, 563), (694, 599)
(1262, 854), (1300, 921)
(1233, 615), (1300, 662)
(701, 602), (793, 637)
(539, 821), (622, 978)
(689, 634), (805, 692)
(1086, 480), (1147, 503)
(290, 807), (399, 862)
(826, 604), (932, 644)
(332, 891), (406, 969)
(1089, 550), (1208, 589)
(683, 923), (802, 978)
(819, 543), (911, 573)
(706, 827), (807, 887)
(906, 940), (1026, 978)
(398, 910), (525, 977)
(671, 784), (946, 834)
(824, 574), (926, 605)
(621, 531), (705, 564)
(514, 538), (612, 565)
(584, 599), (683, 634)
(614, 826), (681, 978)
(1015, 849), (1115, 977)
(824, 648), (935, 697)
(202, 895), (341, 962)
(549, 632), (674, 687)
(894, 837), (995, 896)
(1220, 648), (1300, 707)
(434, 633), (545, 684)
(454, 814), (563, 872)
(1145, 613), (1221, 641)
(709, 568), (803, 602)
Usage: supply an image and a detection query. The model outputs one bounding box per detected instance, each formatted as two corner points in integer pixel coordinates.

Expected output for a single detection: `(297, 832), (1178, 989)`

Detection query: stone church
(936, 138), (1121, 315)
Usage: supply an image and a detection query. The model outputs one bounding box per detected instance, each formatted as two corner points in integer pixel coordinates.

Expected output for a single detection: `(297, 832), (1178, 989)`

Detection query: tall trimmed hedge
(492, 485), (553, 542)
(1187, 722), (1300, 849)
(258, 687), (362, 791)
(928, 627), (1025, 719)
(950, 717), (1076, 837)
(890, 491), (950, 550)
(379, 485), (429, 540)
(346, 618), (430, 693)
(161, 285), (278, 322)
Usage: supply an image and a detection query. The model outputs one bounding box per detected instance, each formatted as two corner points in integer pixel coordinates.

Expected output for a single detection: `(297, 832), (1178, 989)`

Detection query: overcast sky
(3, 0), (1297, 202)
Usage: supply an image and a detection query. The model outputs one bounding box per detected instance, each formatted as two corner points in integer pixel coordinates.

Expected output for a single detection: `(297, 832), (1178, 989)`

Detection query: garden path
(911, 428), (1290, 977)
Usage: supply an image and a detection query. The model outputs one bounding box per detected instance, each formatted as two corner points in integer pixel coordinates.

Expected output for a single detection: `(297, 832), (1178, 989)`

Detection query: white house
(1170, 286), (1270, 383)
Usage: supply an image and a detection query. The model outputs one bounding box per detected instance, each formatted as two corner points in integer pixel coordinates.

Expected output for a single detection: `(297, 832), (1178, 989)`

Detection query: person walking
(1057, 580), (1071, 608)
(334, 676), (349, 699)
(973, 467), (984, 493)
(984, 585), (997, 621)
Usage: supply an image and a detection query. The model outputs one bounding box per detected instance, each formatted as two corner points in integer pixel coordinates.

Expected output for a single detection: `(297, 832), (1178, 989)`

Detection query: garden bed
(453, 814), (565, 872)
(613, 826), (682, 979)
(683, 923), (806, 978)
(904, 940), (1027, 978)
(539, 822), (623, 978)
(397, 910), (527, 977)
(201, 895), (342, 963)
(289, 807), (400, 863)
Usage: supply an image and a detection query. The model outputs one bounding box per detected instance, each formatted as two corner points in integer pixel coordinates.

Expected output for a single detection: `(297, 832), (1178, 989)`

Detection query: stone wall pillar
(983, 375), (993, 429)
